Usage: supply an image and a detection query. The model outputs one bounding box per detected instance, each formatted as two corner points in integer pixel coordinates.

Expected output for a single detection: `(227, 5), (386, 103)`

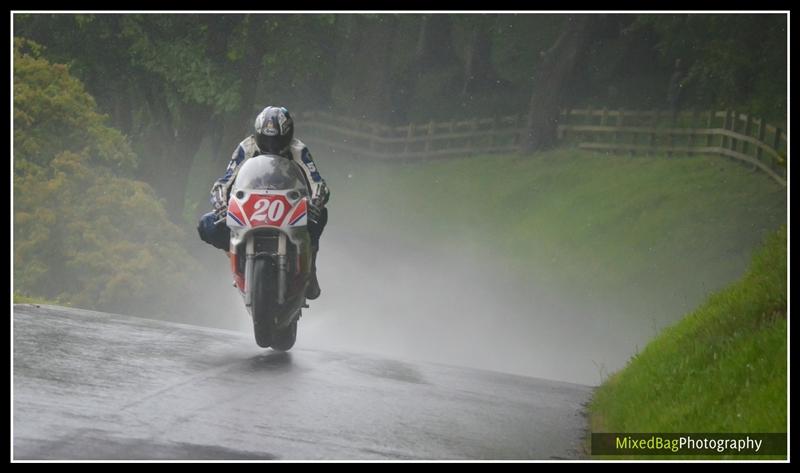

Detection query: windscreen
(232, 154), (308, 194)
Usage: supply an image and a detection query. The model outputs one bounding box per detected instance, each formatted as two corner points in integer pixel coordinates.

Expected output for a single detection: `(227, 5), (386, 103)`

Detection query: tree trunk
(137, 78), (213, 221)
(522, 15), (596, 153)
(415, 15), (458, 73)
(212, 14), (265, 163)
(462, 15), (498, 97)
(350, 15), (398, 122)
(159, 106), (209, 221)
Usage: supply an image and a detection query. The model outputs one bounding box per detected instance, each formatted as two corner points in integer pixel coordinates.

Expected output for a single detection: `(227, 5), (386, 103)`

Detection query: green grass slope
(321, 148), (786, 326)
(588, 227), (787, 459)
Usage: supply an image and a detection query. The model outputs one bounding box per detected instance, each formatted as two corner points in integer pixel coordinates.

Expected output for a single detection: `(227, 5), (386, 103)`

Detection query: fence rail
(297, 109), (787, 186)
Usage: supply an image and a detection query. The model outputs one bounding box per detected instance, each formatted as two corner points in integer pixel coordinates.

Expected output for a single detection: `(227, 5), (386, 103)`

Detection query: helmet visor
(256, 133), (291, 154)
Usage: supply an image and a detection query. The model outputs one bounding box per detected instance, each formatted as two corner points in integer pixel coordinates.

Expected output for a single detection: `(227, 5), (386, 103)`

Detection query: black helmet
(254, 106), (294, 154)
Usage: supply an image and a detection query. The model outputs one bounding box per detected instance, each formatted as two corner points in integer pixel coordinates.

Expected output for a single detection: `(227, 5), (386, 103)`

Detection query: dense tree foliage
(632, 14), (787, 121)
(15, 13), (786, 211)
(13, 38), (200, 315)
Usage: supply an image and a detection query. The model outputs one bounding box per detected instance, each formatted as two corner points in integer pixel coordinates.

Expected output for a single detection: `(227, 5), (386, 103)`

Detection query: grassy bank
(320, 148), (786, 326)
(588, 227), (787, 459)
(13, 292), (59, 305)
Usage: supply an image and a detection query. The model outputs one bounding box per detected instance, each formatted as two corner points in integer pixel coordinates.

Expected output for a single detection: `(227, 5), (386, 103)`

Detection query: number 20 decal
(251, 198), (286, 223)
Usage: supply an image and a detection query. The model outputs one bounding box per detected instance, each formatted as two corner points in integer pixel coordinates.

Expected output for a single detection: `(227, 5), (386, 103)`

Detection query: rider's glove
(314, 182), (330, 207)
(308, 202), (322, 226)
(211, 184), (228, 212)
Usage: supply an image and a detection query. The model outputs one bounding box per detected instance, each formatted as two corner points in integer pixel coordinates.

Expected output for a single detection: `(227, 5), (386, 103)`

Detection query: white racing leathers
(210, 137), (330, 211)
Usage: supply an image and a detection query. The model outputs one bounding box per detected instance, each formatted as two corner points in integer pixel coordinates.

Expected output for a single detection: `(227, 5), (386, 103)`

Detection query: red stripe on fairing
(288, 198), (308, 225)
(229, 198), (247, 226)
(230, 252), (245, 292)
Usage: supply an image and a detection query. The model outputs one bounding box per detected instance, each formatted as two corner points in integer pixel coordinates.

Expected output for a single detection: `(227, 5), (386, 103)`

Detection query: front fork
(243, 233), (288, 308)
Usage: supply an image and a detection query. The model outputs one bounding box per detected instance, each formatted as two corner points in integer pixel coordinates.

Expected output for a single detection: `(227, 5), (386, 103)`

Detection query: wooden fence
(296, 110), (527, 161)
(296, 109), (787, 186)
(557, 109), (787, 187)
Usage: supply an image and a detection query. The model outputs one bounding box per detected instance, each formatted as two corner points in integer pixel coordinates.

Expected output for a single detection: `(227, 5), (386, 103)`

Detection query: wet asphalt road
(13, 304), (592, 460)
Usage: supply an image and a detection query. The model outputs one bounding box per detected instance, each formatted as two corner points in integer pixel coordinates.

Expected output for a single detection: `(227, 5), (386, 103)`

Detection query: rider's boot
(305, 247), (321, 300)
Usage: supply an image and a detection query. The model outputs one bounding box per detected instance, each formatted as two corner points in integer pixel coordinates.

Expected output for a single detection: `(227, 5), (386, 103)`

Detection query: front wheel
(271, 317), (298, 351)
(251, 258), (276, 348)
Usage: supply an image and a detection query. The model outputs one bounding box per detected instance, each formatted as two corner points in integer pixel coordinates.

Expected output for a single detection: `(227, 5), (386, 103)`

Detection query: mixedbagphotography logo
(592, 433), (787, 456)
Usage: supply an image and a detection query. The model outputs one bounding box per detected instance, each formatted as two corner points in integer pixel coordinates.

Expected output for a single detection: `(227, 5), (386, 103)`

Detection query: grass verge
(588, 227), (787, 459)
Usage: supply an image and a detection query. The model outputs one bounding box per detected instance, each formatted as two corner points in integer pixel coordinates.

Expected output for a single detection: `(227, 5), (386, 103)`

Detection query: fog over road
(13, 304), (591, 460)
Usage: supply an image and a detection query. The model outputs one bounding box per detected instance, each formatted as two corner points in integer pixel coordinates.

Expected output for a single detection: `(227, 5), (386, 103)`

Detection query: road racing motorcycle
(221, 154), (313, 350)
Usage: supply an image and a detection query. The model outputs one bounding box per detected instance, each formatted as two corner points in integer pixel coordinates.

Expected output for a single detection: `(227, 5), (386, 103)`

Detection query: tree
(460, 15), (499, 97)
(13, 38), (200, 316)
(14, 14), (343, 221)
(521, 15), (598, 153)
(632, 14), (787, 121)
(329, 15), (400, 123)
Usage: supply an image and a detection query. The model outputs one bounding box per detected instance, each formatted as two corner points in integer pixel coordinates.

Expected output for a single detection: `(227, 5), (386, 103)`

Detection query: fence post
(609, 110), (616, 147)
(581, 112), (588, 143)
(439, 120), (454, 148)
(727, 111), (734, 151)
(721, 110), (731, 150)
(667, 109), (680, 158)
(617, 109), (639, 152)
(732, 112), (744, 152)
(667, 119), (673, 158)
(772, 126), (782, 152)
(730, 110), (739, 152)
(689, 109), (698, 150)
(491, 116), (499, 149)
(404, 123), (414, 155)
(424, 120), (435, 155)
(469, 118), (479, 155)
(706, 111), (714, 147)
(650, 109), (658, 155)
(742, 114), (751, 156)
(756, 118), (765, 161)
(773, 126), (782, 169)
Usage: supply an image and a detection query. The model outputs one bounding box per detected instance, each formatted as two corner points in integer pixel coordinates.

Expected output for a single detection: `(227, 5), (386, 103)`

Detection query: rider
(197, 106), (330, 300)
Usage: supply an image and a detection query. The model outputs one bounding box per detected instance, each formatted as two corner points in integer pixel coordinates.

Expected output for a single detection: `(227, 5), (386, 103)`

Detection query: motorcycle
(219, 154), (313, 350)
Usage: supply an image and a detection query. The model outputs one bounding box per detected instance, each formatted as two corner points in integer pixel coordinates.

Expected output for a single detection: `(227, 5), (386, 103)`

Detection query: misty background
(13, 13), (787, 385)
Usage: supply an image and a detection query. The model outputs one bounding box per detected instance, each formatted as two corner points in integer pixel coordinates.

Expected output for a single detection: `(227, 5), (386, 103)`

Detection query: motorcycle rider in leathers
(197, 106), (330, 300)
